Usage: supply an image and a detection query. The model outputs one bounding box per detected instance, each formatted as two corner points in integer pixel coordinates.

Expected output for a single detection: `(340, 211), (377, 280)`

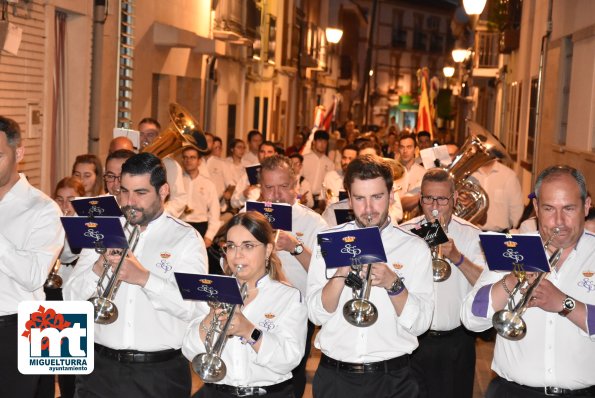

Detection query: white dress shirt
(302, 152), (334, 197)
(181, 173), (221, 240)
(469, 161), (524, 231)
(226, 157), (250, 185)
(0, 174), (64, 314)
(306, 221), (434, 362)
(403, 162), (426, 195)
(163, 157), (188, 218)
(296, 176), (314, 209)
(199, 155), (232, 200)
(63, 212), (208, 351)
(242, 151), (259, 166)
(461, 231), (595, 389)
(182, 275), (307, 387)
(401, 215), (486, 331)
(231, 173), (261, 210)
(321, 197), (403, 227)
(322, 170), (344, 205)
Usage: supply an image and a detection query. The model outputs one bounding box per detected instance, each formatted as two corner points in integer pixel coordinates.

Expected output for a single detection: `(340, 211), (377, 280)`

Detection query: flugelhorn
(431, 210), (451, 282)
(88, 209), (141, 324)
(192, 266), (248, 382)
(492, 227), (562, 340)
(343, 262), (379, 327)
(44, 259), (63, 289)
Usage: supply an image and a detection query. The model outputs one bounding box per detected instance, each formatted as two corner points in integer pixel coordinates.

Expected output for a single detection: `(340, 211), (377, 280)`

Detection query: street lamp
(462, 0), (487, 29)
(452, 48), (471, 63)
(325, 28), (343, 44)
(443, 66), (455, 78)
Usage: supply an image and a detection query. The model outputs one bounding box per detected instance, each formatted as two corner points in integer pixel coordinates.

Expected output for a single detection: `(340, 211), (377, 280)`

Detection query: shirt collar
(3, 173), (29, 202)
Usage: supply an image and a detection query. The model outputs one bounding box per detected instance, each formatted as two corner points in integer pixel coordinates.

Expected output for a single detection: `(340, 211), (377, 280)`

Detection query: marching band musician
(0, 116), (64, 398)
(63, 153), (208, 397)
(103, 149), (135, 201)
(183, 211), (307, 398)
(461, 165), (595, 397)
(306, 155), (434, 397)
(400, 169), (485, 398)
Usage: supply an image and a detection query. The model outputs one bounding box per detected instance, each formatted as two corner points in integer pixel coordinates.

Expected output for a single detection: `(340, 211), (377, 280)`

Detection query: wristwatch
(386, 275), (405, 296)
(248, 328), (262, 345)
(291, 242), (304, 256)
(558, 296), (576, 317)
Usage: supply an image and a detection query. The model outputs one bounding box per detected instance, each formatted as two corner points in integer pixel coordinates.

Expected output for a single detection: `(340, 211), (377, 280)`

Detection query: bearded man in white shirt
(0, 116), (64, 398)
(64, 153), (208, 398)
(307, 155), (433, 397)
(461, 165), (595, 397)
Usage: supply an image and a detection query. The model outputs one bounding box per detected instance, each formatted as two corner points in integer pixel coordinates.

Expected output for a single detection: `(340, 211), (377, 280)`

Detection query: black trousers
(312, 360), (419, 398)
(189, 222), (209, 238)
(292, 320), (315, 398)
(194, 383), (294, 398)
(74, 349), (191, 398)
(410, 326), (476, 398)
(0, 316), (40, 398)
(487, 376), (595, 398)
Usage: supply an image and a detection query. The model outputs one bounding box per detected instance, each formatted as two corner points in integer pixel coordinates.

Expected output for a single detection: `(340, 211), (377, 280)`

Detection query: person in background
(302, 130), (334, 210)
(226, 139), (249, 186)
(230, 141), (277, 210)
(398, 134), (427, 215)
(322, 144), (358, 207)
(288, 152), (315, 208)
(72, 154), (104, 197)
(242, 130), (263, 165)
(285, 131), (305, 156)
(108, 136), (135, 154)
(103, 149), (135, 202)
(211, 136), (223, 158)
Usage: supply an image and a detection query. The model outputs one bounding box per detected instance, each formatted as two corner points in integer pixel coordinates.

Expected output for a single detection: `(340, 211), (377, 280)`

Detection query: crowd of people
(1, 113), (595, 398)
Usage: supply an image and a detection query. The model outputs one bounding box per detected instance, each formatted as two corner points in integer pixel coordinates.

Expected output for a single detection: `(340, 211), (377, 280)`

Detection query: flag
(416, 67), (434, 136)
(301, 102), (335, 155)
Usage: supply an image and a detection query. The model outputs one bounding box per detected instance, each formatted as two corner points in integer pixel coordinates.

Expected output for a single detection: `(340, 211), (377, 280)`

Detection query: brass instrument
(192, 267), (248, 382)
(44, 259), (63, 289)
(492, 227), (562, 340)
(343, 263), (379, 327)
(447, 121), (512, 224)
(141, 102), (208, 158)
(430, 210), (451, 282)
(88, 209), (141, 324)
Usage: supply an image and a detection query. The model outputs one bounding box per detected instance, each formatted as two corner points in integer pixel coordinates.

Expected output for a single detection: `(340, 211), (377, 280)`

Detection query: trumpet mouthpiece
(431, 209), (439, 218)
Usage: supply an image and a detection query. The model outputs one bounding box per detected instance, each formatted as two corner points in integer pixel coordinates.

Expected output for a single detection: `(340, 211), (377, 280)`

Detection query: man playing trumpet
(401, 168), (485, 398)
(462, 165), (595, 397)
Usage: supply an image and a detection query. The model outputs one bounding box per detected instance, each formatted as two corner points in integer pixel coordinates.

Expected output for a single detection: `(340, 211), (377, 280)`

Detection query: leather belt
(207, 379), (293, 397)
(426, 325), (462, 338)
(503, 377), (595, 396)
(320, 353), (409, 374)
(95, 344), (181, 364)
(0, 313), (18, 327)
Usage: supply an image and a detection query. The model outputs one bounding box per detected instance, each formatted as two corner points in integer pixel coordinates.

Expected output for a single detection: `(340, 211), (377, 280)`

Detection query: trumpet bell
(192, 352), (227, 382)
(89, 296), (119, 325)
(343, 298), (378, 327)
(44, 274), (63, 289)
(492, 309), (526, 341)
(432, 258), (451, 282)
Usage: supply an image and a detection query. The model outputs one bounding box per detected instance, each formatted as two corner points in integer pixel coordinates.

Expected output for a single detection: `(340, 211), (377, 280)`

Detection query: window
(556, 36), (572, 145)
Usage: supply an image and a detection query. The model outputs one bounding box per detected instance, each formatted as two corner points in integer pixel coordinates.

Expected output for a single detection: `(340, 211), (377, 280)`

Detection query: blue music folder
(174, 272), (244, 305)
(334, 208), (355, 225)
(479, 233), (550, 273)
(246, 201), (292, 231)
(245, 164), (261, 185)
(318, 227), (387, 268)
(338, 191), (348, 201)
(71, 195), (122, 217)
(61, 216), (128, 249)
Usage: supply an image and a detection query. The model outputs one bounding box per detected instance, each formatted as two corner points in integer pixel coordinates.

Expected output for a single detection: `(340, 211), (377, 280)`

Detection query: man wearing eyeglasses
(400, 168), (485, 398)
(104, 149), (135, 201)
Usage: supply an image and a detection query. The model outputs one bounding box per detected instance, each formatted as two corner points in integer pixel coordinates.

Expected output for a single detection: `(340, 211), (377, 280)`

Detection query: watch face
(564, 297), (576, 310)
(294, 244), (304, 255)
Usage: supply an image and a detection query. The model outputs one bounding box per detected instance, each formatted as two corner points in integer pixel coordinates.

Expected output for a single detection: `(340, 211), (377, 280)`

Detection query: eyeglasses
(222, 242), (264, 255)
(103, 174), (121, 183)
(421, 194), (453, 206)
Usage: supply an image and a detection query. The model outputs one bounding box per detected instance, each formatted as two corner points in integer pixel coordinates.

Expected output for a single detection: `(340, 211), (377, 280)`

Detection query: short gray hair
(534, 165), (587, 203)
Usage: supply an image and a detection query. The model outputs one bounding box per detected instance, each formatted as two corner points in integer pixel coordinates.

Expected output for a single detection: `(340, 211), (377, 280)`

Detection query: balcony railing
(474, 31), (499, 68)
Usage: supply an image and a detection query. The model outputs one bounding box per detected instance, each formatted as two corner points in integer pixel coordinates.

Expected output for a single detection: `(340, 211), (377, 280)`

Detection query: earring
(265, 257), (270, 271)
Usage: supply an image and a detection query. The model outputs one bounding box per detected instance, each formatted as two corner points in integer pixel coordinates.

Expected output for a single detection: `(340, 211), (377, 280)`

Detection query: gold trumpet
(44, 260), (63, 289)
(431, 210), (451, 282)
(88, 209), (141, 324)
(192, 266), (248, 382)
(492, 227), (562, 340)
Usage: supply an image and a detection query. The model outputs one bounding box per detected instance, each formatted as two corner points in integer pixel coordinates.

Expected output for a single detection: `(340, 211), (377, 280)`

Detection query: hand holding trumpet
(93, 249), (149, 287)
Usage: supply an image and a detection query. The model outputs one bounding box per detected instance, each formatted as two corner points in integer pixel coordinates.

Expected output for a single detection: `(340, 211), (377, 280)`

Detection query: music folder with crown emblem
(479, 232), (550, 272)
(246, 201), (292, 231)
(70, 195), (122, 217)
(317, 227), (387, 268)
(60, 216), (128, 249)
(410, 220), (449, 247)
(334, 208), (355, 225)
(174, 273), (244, 305)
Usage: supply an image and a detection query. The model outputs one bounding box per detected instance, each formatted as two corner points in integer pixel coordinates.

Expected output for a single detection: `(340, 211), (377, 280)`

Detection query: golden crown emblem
(264, 207), (274, 212)
(393, 263), (403, 269)
(160, 252), (171, 259)
(265, 313), (276, 319)
(583, 271), (594, 278)
(504, 241), (518, 248)
(342, 236), (356, 243)
(89, 200), (99, 205)
(199, 279), (213, 285)
(85, 222), (98, 228)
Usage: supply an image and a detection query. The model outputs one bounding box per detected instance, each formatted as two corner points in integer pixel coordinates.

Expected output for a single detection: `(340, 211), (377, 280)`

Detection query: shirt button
(548, 368), (553, 374)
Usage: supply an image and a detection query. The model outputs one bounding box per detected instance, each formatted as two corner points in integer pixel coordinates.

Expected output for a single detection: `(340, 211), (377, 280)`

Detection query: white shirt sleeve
(163, 157), (188, 218)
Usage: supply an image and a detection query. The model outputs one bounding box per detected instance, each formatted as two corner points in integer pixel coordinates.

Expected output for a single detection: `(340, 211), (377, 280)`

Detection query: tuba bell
(141, 103), (208, 159)
(447, 121), (512, 224)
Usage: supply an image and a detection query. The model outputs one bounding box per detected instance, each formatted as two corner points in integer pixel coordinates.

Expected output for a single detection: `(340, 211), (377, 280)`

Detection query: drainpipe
(531, 0), (553, 183)
(88, 0), (108, 154)
(203, 56), (217, 133)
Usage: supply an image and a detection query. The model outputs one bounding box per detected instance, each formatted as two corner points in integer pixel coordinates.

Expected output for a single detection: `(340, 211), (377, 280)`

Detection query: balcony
(473, 30), (499, 77)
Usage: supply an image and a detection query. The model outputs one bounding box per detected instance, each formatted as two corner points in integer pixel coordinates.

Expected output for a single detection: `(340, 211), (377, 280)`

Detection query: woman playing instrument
(71, 153), (104, 197)
(183, 211), (307, 398)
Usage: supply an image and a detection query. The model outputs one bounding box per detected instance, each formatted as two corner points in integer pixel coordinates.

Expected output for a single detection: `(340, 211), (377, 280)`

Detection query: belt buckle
(350, 363), (365, 373)
(544, 386), (563, 396)
(236, 387), (259, 397)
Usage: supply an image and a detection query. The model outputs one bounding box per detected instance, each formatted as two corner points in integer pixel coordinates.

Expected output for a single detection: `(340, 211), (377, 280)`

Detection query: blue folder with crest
(245, 164), (262, 186)
(71, 195), (122, 217)
(338, 191), (348, 201)
(317, 227), (387, 268)
(246, 201), (292, 231)
(174, 272), (244, 305)
(61, 216), (128, 249)
(479, 233), (550, 273)
(334, 208), (355, 225)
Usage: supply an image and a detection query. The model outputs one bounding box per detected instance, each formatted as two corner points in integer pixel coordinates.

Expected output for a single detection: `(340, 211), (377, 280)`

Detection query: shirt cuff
(471, 284), (493, 318)
(143, 272), (166, 294)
